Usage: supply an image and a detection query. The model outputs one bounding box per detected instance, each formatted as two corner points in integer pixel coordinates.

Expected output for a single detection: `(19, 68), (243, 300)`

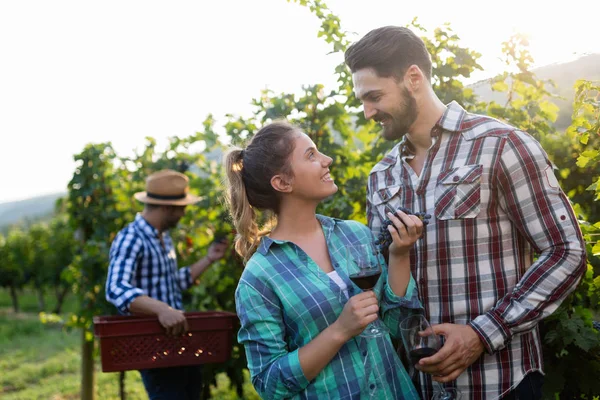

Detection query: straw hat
(134, 169), (202, 206)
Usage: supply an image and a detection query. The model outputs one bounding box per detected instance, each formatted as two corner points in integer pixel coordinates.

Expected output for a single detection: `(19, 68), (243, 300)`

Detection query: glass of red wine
(346, 243), (389, 338)
(399, 314), (462, 400)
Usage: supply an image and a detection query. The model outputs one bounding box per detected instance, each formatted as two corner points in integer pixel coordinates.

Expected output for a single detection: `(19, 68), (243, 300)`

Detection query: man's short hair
(345, 26), (432, 82)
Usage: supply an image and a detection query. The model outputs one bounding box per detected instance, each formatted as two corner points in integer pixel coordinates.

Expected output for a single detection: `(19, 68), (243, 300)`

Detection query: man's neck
(407, 94), (447, 153)
(141, 210), (163, 233)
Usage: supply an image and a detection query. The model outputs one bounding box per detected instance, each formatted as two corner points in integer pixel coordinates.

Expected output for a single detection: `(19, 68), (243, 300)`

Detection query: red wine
(409, 347), (437, 365)
(349, 270), (381, 290)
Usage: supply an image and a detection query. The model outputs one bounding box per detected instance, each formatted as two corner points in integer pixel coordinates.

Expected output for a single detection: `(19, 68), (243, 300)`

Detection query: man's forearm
(129, 295), (172, 316)
(189, 256), (215, 282)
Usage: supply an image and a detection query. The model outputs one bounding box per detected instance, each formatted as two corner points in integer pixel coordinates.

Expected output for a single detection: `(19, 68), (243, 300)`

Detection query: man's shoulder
(460, 111), (516, 141)
(112, 221), (144, 247)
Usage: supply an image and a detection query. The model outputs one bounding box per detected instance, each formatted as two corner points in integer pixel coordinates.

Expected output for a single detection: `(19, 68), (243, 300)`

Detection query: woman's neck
(270, 200), (321, 241)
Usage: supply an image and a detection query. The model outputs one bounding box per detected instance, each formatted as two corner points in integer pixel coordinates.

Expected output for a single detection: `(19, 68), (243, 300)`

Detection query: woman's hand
(331, 291), (379, 341)
(386, 210), (424, 257)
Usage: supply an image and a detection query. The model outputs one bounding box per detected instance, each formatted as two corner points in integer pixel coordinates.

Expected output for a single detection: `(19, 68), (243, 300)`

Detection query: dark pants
(502, 371), (544, 400)
(139, 365), (203, 400)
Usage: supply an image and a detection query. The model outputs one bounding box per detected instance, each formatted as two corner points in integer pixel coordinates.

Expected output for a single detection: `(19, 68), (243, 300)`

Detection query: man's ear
(403, 64), (424, 93)
(271, 174), (293, 193)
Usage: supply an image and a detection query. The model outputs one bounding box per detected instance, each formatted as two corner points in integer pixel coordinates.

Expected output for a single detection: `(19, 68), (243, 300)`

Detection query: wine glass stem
(433, 381), (452, 399)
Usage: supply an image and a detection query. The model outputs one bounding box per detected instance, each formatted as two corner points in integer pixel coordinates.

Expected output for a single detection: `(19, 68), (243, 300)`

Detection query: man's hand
(417, 323), (485, 383)
(157, 307), (189, 336)
(207, 239), (229, 262)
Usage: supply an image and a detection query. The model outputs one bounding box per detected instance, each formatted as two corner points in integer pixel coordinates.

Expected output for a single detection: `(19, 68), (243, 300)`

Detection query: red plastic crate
(93, 311), (238, 372)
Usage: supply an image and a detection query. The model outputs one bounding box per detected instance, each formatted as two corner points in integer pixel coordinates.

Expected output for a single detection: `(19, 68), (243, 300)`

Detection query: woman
(224, 121), (422, 399)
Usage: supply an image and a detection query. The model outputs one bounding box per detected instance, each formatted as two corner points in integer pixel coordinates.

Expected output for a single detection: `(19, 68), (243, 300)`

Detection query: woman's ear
(271, 174), (293, 193)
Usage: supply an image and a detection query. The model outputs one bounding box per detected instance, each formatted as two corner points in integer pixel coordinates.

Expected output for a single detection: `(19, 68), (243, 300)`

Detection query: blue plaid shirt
(236, 215), (422, 399)
(105, 214), (192, 314)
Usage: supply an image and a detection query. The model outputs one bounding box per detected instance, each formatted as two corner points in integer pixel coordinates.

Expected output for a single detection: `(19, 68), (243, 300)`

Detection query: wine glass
(345, 243), (389, 338)
(399, 314), (462, 400)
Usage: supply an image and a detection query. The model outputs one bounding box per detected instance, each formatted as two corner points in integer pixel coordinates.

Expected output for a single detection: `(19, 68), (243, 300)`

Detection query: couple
(226, 26), (586, 400)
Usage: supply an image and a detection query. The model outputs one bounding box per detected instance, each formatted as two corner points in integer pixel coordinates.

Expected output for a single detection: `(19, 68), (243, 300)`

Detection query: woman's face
(285, 132), (337, 202)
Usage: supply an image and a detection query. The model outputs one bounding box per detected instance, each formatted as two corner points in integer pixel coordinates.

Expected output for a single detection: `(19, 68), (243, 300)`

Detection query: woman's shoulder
(241, 252), (271, 277)
(319, 215), (371, 236)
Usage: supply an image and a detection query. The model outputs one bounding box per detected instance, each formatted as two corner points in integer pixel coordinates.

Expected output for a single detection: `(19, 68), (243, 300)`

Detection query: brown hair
(344, 26), (432, 81)
(223, 121), (299, 261)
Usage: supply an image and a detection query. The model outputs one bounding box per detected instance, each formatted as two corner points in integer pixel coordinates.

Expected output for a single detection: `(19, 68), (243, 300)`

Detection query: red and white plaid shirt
(367, 102), (587, 400)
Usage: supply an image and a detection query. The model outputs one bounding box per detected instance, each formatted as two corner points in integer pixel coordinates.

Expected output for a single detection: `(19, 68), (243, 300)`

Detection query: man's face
(352, 68), (418, 141)
(163, 205), (187, 230)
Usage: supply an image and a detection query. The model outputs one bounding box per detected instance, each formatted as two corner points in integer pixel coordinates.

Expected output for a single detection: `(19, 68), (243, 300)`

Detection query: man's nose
(363, 103), (377, 120)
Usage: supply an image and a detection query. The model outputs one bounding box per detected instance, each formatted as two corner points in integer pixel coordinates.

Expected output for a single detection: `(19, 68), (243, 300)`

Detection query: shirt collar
(437, 100), (467, 133)
(374, 101), (467, 169)
(134, 213), (160, 238)
(256, 214), (337, 256)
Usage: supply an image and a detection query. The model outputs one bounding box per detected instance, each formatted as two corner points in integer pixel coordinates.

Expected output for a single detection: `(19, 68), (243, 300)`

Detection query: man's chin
(382, 127), (404, 141)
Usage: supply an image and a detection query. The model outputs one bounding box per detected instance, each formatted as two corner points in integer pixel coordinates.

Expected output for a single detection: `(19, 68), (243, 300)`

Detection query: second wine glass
(399, 314), (462, 400)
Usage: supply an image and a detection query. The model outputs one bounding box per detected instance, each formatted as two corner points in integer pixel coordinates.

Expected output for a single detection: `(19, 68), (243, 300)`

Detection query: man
(105, 169), (228, 400)
(345, 26), (586, 400)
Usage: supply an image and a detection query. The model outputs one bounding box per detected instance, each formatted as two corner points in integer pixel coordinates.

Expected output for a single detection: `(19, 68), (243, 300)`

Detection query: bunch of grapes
(374, 207), (431, 252)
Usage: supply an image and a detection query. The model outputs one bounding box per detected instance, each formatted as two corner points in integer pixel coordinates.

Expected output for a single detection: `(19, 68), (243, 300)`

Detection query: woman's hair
(223, 120), (299, 261)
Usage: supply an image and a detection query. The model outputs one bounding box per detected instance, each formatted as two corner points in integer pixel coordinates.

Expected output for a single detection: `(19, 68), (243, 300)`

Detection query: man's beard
(377, 88), (418, 141)
(164, 217), (181, 231)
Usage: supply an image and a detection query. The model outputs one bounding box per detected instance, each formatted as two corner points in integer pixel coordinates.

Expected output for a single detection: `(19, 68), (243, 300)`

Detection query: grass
(0, 288), (147, 400)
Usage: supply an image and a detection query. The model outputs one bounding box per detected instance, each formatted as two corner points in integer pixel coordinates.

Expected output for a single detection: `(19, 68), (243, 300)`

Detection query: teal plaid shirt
(236, 215), (422, 399)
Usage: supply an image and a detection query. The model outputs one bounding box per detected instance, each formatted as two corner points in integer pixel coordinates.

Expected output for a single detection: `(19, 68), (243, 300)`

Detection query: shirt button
(560, 215), (566, 220)
(453, 176), (460, 182)
(362, 351), (367, 356)
(370, 384), (376, 390)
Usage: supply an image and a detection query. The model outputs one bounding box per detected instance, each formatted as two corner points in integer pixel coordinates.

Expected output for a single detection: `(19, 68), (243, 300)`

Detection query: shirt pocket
(370, 184), (402, 214)
(435, 164), (483, 220)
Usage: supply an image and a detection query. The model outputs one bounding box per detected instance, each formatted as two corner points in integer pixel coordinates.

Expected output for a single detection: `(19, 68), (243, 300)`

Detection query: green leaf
(491, 81), (509, 92)
(581, 150), (599, 158)
(592, 241), (600, 257)
(577, 155), (590, 168)
(581, 132), (590, 144)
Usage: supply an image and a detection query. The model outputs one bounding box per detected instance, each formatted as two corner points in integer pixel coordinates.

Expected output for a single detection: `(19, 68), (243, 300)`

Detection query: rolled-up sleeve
(236, 278), (309, 399)
(105, 230), (145, 314)
(381, 272), (423, 339)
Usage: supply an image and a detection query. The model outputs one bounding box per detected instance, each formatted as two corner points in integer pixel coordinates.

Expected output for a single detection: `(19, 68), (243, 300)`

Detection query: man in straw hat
(105, 169), (228, 399)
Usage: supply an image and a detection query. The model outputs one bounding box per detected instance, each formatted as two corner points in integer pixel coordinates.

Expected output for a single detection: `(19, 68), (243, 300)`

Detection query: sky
(1, 0), (599, 204)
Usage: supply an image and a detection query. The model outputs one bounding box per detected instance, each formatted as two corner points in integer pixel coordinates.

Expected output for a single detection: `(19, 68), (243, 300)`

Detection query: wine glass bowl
(400, 314), (440, 367)
(348, 269), (382, 291)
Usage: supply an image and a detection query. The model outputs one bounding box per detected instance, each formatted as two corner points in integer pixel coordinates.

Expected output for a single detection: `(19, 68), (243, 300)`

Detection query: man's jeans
(502, 371), (544, 400)
(139, 365), (203, 400)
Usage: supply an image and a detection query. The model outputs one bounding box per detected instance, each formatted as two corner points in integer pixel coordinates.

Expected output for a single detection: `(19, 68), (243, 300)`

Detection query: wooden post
(81, 330), (95, 400)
